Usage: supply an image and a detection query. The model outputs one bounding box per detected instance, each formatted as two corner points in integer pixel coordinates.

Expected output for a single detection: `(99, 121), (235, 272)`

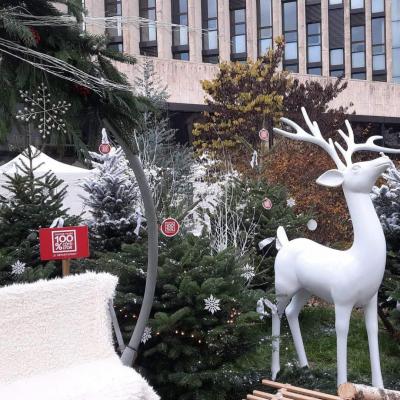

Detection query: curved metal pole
(103, 119), (158, 366)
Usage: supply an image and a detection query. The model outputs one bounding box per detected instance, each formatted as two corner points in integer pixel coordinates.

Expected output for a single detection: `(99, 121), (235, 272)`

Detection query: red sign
(160, 218), (180, 237)
(99, 143), (111, 154)
(262, 197), (273, 210)
(259, 128), (269, 142)
(39, 226), (89, 261)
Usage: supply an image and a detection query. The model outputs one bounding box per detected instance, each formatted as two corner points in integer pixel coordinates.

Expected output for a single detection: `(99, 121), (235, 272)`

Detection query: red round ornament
(259, 128), (269, 142)
(99, 143), (111, 154)
(160, 218), (180, 237)
(262, 197), (273, 210)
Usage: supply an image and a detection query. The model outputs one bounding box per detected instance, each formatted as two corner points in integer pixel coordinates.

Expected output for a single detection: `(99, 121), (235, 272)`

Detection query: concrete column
(344, 0), (351, 78)
(84, 0), (105, 36)
(218, 0), (231, 61)
(365, 0), (372, 80)
(188, 0), (202, 62)
(246, 0), (258, 60)
(273, 0), (282, 39)
(322, 0), (330, 76)
(122, 0), (140, 55)
(156, 0), (172, 59)
(298, 0), (307, 74)
(385, 0), (392, 81)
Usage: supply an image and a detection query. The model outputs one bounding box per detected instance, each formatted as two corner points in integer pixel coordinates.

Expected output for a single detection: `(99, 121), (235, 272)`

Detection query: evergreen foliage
(81, 145), (139, 251)
(0, 147), (79, 285)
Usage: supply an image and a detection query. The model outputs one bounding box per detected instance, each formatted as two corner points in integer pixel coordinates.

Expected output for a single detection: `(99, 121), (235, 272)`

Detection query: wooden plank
(253, 391), (276, 399)
(280, 388), (321, 400)
(262, 380), (341, 400)
(248, 395), (269, 400)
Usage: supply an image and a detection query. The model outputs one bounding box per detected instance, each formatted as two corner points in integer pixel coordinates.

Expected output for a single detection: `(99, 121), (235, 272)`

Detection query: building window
(307, 22), (321, 74)
(350, 0), (364, 10)
(230, 2), (247, 61)
(371, 0), (384, 14)
(139, 0), (157, 57)
(257, 0), (273, 57)
(105, 0), (123, 51)
(371, 17), (386, 80)
(283, 1), (298, 72)
(329, 0), (342, 4)
(351, 25), (365, 78)
(393, 0), (400, 82)
(330, 48), (344, 77)
(202, 0), (219, 63)
(172, 0), (189, 60)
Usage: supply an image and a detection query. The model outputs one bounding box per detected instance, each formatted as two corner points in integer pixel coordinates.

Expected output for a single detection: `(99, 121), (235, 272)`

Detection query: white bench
(0, 272), (159, 400)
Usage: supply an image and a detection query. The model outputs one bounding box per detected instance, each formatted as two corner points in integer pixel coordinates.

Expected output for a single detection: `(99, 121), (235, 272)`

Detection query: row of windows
(104, 0), (399, 82)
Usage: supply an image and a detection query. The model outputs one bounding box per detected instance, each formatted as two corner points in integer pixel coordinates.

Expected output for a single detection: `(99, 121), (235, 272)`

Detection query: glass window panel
(352, 72), (366, 79)
(373, 44), (385, 55)
(235, 23), (246, 35)
(330, 48), (344, 65)
(148, 24), (156, 41)
(285, 42), (298, 60)
(352, 26), (365, 41)
(235, 9), (246, 23)
(352, 42), (365, 52)
(394, 0), (400, 20)
(179, 0), (187, 13)
(308, 35), (321, 45)
(371, 0), (384, 13)
(352, 51), (365, 67)
(203, 54), (219, 63)
(233, 35), (246, 53)
(373, 54), (386, 70)
(307, 23), (320, 35)
(330, 69), (344, 77)
(283, 2), (297, 31)
(179, 14), (188, 25)
(392, 48), (400, 78)
(329, 0), (343, 4)
(351, 0), (364, 9)
(259, 38), (272, 54)
(259, 0), (272, 27)
(308, 67), (322, 75)
(260, 27), (272, 38)
(206, 30), (218, 49)
(285, 64), (298, 72)
(308, 45), (321, 62)
(285, 31), (297, 42)
(208, 0), (217, 18)
(207, 19), (217, 29)
(372, 18), (385, 45)
(393, 21), (400, 47)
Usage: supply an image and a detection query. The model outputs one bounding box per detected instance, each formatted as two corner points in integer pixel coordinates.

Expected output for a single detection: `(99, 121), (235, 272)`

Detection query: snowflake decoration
(287, 197), (296, 207)
(42, 187), (50, 197)
(141, 326), (152, 344)
(241, 264), (255, 281)
(11, 260), (26, 275)
(204, 294), (221, 314)
(16, 83), (70, 139)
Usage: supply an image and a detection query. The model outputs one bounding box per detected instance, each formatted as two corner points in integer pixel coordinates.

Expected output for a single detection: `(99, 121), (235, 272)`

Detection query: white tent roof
(0, 146), (94, 217)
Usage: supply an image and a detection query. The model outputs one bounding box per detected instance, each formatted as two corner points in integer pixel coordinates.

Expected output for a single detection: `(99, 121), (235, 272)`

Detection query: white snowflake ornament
(241, 264), (255, 281)
(16, 83), (70, 138)
(287, 197), (296, 207)
(141, 326), (152, 343)
(11, 260), (26, 275)
(204, 294), (221, 314)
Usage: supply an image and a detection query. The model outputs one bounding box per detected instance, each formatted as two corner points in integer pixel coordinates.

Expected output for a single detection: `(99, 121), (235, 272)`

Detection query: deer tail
(276, 226), (289, 250)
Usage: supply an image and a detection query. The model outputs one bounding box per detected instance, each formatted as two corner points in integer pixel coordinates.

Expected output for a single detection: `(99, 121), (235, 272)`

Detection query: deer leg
(286, 290), (310, 367)
(271, 294), (290, 380)
(364, 294), (384, 388)
(335, 304), (353, 387)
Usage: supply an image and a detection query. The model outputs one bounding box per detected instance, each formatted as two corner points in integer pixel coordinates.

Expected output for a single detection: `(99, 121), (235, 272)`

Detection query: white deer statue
(269, 108), (400, 388)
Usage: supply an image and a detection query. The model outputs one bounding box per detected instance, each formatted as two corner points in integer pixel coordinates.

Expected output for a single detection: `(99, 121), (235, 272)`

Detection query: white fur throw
(0, 272), (159, 400)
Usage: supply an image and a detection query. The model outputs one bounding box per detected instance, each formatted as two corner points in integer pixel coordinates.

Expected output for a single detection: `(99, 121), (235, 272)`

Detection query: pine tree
(0, 146), (79, 285)
(372, 166), (400, 340)
(72, 234), (268, 400)
(81, 143), (139, 251)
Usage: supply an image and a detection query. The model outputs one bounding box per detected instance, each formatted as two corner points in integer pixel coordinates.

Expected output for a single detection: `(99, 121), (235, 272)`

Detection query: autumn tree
(193, 38), (355, 244)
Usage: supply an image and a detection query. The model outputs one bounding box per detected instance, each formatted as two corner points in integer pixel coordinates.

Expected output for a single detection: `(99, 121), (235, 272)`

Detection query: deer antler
(335, 120), (400, 166)
(273, 107), (346, 170)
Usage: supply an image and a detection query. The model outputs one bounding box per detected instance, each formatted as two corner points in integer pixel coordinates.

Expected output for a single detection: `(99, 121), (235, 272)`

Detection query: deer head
(273, 108), (400, 194)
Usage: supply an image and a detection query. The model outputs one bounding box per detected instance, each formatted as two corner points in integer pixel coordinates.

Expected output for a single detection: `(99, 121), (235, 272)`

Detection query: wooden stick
(262, 380), (341, 400)
(62, 259), (70, 276)
(248, 395), (270, 400)
(253, 391), (276, 399)
(338, 383), (400, 400)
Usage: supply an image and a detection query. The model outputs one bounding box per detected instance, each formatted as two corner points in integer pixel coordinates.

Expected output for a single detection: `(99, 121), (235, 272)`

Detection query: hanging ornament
(259, 128), (269, 142)
(241, 264), (256, 281)
(160, 218), (180, 237)
(29, 27), (41, 45)
(307, 219), (318, 231)
(262, 197), (273, 210)
(250, 150), (258, 169)
(204, 295), (221, 315)
(99, 128), (112, 154)
(141, 326), (152, 343)
(287, 197), (296, 207)
(11, 260), (26, 275)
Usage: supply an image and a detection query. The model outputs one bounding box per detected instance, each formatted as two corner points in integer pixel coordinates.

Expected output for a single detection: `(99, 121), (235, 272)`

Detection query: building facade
(84, 0), (400, 144)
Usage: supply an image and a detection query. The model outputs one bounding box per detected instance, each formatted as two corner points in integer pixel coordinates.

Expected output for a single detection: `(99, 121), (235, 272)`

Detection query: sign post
(39, 226), (89, 276)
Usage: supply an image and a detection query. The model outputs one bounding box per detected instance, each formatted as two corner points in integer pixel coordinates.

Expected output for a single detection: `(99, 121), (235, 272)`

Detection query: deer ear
(316, 169), (344, 187)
